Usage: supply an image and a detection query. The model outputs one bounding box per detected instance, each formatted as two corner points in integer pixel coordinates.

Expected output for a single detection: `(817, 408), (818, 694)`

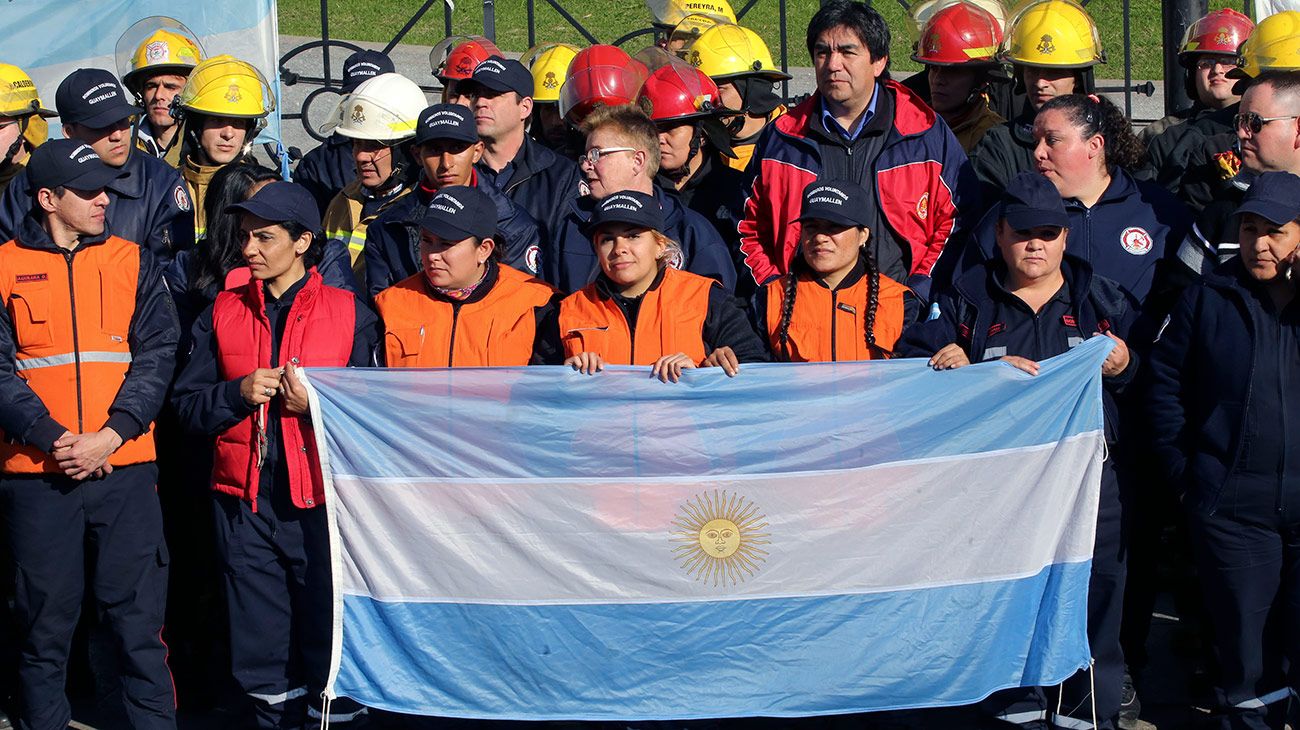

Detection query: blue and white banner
(306, 337), (1113, 720)
(2, 0), (282, 144)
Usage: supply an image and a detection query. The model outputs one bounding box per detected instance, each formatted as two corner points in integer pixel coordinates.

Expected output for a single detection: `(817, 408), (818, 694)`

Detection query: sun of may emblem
(671, 490), (771, 587)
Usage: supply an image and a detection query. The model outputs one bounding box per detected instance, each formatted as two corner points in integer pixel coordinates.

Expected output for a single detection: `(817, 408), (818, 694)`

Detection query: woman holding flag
(898, 171), (1137, 730)
(558, 189), (767, 382)
(171, 181), (376, 729)
(752, 179), (917, 362)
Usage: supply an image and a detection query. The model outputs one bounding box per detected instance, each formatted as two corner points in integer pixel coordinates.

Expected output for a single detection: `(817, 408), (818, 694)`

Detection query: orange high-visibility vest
(376, 264), (556, 368)
(0, 235), (154, 473)
(764, 270), (909, 362)
(558, 267), (714, 365)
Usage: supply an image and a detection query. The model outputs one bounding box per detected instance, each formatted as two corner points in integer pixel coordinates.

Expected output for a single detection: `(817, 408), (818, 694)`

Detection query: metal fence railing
(279, 0), (1215, 146)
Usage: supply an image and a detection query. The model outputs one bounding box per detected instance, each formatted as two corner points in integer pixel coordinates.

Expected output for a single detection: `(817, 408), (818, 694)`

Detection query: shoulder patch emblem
(1120, 226), (1152, 255)
(668, 248), (685, 270)
(174, 185), (191, 213)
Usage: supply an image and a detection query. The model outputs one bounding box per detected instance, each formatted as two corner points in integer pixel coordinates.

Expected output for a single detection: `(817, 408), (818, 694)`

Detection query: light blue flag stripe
(308, 336), (1111, 481)
(335, 562), (1092, 720)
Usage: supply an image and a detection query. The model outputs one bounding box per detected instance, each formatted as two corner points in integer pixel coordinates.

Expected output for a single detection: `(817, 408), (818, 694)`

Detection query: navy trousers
(1189, 502), (1300, 730)
(0, 463), (174, 730)
(214, 491), (366, 728)
(1052, 468), (1127, 730)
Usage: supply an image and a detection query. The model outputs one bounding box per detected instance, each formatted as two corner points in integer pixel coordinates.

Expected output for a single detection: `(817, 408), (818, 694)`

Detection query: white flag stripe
(334, 432), (1103, 605)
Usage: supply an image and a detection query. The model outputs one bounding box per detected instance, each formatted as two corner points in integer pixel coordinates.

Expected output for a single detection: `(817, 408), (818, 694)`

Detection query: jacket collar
(775, 79), (937, 143)
(15, 212), (111, 253)
(955, 251), (1095, 307)
(241, 267), (322, 317)
(795, 254), (868, 292)
(106, 151), (144, 199)
(1062, 168), (1139, 210)
(594, 265), (668, 300)
(421, 259), (501, 306)
(1203, 257), (1265, 301)
(508, 135), (557, 186)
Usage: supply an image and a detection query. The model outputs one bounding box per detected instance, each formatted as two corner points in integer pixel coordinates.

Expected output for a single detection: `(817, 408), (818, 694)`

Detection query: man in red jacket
(738, 0), (977, 303)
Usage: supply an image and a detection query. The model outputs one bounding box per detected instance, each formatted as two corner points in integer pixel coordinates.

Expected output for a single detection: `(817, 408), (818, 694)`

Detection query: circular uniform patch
(1120, 226), (1152, 255)
(668, 248), (684, 270)
(173, 185), (192, 213)
(525, 245), (540, 274)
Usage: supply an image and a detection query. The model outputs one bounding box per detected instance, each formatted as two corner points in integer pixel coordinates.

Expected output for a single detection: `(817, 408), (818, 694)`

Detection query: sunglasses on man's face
(1234, 111), (1300, 134)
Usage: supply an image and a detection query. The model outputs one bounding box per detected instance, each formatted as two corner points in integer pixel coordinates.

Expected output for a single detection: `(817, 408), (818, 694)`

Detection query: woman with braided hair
(754, 179), (917, 362)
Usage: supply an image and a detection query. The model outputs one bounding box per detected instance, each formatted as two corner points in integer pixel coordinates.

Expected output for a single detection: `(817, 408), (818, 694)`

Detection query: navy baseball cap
(413, 104), (479, 145)
(422, 185), (496, 240)
(797, 179), (872, 227)
(27, 139), (126, 192)
(584, 190), (664, 236)
(55, 68), (142, 128)
(1000, 172), (1069, 231)
(469, 58), (534, 98)
(225, 181), (320, 232)
(342, 50), (396, 92)
(1237, 171), (1300, 225)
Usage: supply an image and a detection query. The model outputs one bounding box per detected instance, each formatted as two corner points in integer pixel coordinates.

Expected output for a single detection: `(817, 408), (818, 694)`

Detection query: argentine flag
(305, 337), (1112, 720)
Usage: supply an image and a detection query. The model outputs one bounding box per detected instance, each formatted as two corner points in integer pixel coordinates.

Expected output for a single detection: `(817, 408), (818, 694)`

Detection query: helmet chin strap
(3, 117), (29, 167)
(662, 126), (703, 183)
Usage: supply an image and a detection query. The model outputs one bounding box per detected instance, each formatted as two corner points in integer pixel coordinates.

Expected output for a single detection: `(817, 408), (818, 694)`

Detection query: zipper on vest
(628, 311), (637, 363)
(64, 251), (84, 432)
(830, 290), (838, 361)
(448, 304), (461, 367)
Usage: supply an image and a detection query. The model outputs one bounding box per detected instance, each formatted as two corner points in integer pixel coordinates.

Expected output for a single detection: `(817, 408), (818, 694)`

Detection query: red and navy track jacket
(737, 80), (977, 300)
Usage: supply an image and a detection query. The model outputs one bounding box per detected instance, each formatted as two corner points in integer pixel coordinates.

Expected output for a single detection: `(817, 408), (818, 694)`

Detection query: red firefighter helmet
(636, 62), (725, 123)
(1179, 8), (1254, 66)
(559, 45), (646, 125)
(912, 2), (1004, 66)
(431, 36), (503, 83)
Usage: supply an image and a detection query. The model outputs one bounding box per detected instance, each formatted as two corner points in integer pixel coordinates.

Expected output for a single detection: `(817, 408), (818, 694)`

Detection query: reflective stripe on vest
(15, 351), (133, 371)
(375, 265), (556, 368)
(558, 267), (713, 365)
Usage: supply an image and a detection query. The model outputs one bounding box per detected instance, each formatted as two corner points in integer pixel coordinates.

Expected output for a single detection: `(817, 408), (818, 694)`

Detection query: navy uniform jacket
(543, 185), (737, 295)
(363, 173), (542, 299)
(945, 169), (1188, 312)
(0, 149), (194, 263)
(898, 254), (1139, 447)
(293, 133), (356, 216)
(1141, 104), (1239, 214)
(475, 135), (585, 263)
(656, 153), (747, 293)
(1145, 258), (1300, 516)
(968, 105), (1037, 208)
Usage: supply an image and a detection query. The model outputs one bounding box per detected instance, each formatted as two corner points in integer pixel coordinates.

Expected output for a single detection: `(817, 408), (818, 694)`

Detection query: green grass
(278, 0), (1251, 80)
